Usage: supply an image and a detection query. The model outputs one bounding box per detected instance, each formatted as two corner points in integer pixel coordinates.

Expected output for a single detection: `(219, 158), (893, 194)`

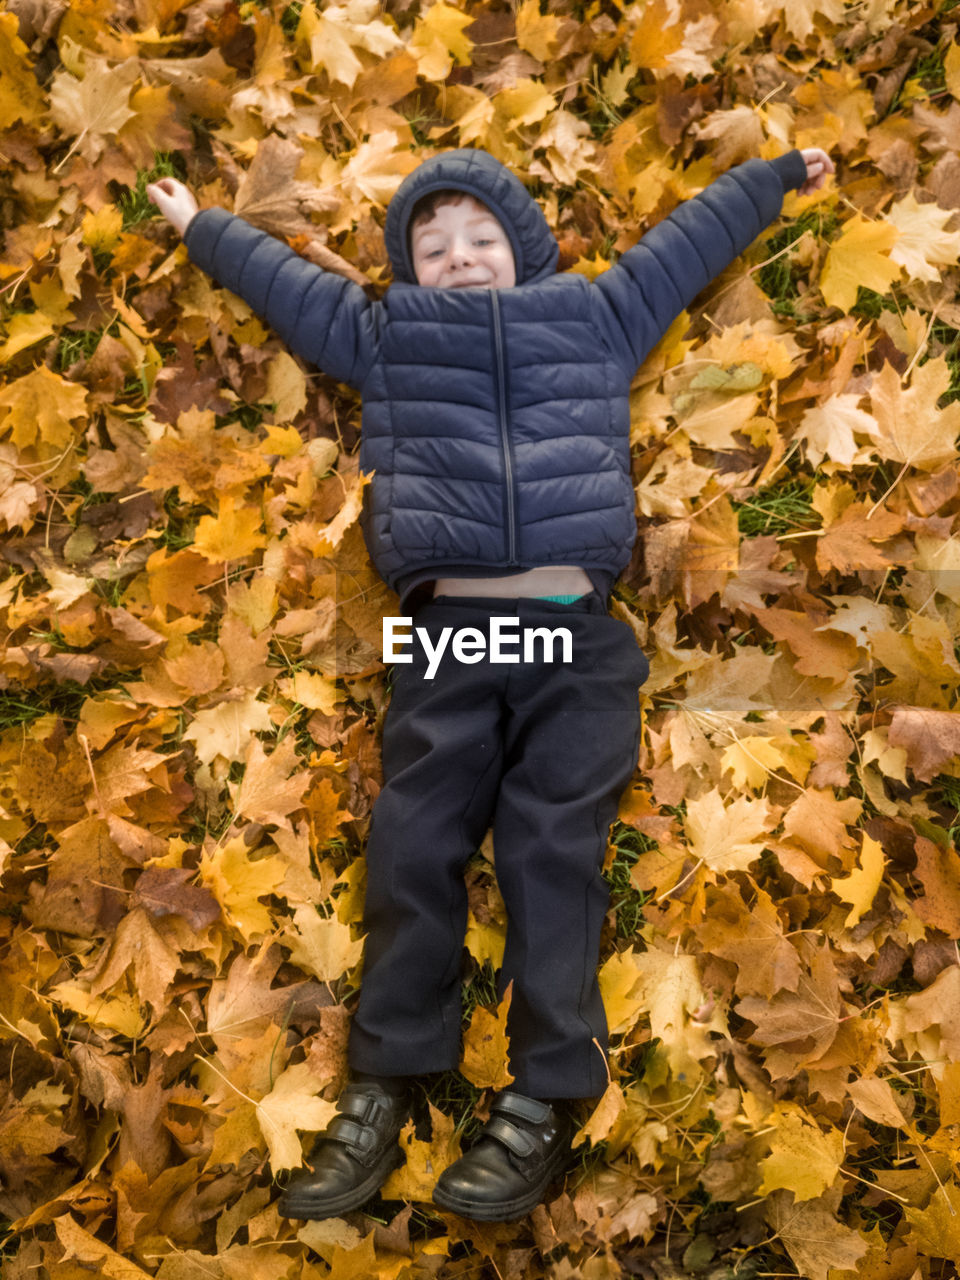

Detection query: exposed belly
(432, 565), (593, 598)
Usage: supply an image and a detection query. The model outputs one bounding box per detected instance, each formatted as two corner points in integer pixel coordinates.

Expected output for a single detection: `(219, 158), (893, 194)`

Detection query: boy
(147, 140), (832, 1221)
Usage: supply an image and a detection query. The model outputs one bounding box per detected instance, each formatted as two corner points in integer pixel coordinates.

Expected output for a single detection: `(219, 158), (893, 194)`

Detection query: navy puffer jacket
(184, 147), (807, 605)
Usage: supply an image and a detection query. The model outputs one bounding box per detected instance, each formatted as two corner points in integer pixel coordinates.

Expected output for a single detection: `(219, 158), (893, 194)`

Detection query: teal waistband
(535, 593), (587, 604)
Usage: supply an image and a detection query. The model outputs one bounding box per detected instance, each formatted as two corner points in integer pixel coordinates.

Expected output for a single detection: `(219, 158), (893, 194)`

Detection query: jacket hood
(384, 147), (559, 286)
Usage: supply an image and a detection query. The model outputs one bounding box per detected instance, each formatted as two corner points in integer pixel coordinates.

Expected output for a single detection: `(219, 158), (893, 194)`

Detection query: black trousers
(348, 592), (649, 1098)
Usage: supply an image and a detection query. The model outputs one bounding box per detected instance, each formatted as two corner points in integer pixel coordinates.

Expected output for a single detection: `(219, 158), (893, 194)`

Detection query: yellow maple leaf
(831, 834), (885, 927)
(797, 393), (877, 468)
(684, 788), (772, 873)
(573, 1080), (626, 1148)
(461, 984), (514, 1090)
(0, 368), (87, 452)
(627, 0), (684, 70)
(779, 0), (845, 42)
(264, 352), (308, 425)
(766, 1190), (869, 1280)
(381, 1102), (462, 1202)
(182, 693), (274, 766)
(81, 204), (124, 254)
(282, 905), (364, 982)
(408, 1), (474, 81)
(297, 0), (402, 87)
(496, 79), (556, 129)
(47, 978), (145, 1038)
(226, 574), (278, 632)
(886, 191), (960, 282)
(0, 312), (57, 364)
(48, 55), (139, 163)
(0, 12), (45, 129)
(533, 108), (596, 186)
(42, 566), (95, 610)
(867, 357), (960, 471)
(199, 836), (287, 941)
(340, 129), (419, 208)
(721, 734), (815, 790)
(847, 1076), (909, 1130)
(55, 1215), (154, 1279)
(87, 906), (179, 1019)
(278, 670), (340, 714)
(904, 1182), (960, 1264)
(514, 0), (559, 61)
(819, 216), (900, 312)
(793, 65), (872, 153)
(206, 1101), (265, 1171)
(255, 1060), (338, 1170)
(759, 1104), (845, 1201)
(315, 471), (368, 554)
(445, 83), (496, 148)
(598, 947), (644, 1035)
(194, 495), (268, 562)
(631, 948), (723, 1081)
(464, 911), (505, 968)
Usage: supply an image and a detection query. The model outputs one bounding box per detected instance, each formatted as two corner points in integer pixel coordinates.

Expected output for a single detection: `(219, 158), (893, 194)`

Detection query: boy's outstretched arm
(591, 148), (833, 371)
(146, 178), (376, 391)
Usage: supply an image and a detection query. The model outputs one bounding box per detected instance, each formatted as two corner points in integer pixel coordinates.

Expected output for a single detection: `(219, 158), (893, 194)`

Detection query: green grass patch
(279, 0), (303, 37)
(118, 153), (188, 230)
(157, 493), (200, 551)
(932, 773), (960, 840)
(215, 401), (276, 433)
(55, 325), (106, 372)
(418, 1069), (484, 1144)
(732, 477), (816, 537)
(461, 957), (499, 1022)
(605, 821), (656, 940)
(0, 693), (49, 730)
(756, 206), (840, 307)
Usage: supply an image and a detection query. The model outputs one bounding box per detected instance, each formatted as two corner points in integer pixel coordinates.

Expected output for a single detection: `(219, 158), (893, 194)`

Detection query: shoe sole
(278, 1147), (403, 1220)
(431, 1149), (569, 1222)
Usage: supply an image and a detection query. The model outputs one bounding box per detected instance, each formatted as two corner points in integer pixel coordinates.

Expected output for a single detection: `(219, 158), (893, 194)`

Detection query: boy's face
(411, 195), (516, 289)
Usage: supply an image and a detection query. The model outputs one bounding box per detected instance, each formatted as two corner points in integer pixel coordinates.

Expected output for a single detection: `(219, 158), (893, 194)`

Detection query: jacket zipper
(490, 290), (517, 564)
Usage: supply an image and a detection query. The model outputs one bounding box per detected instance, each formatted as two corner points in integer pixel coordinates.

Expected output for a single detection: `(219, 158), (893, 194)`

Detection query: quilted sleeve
(592, 150), (808, 372)
(184, 208), (377, 391)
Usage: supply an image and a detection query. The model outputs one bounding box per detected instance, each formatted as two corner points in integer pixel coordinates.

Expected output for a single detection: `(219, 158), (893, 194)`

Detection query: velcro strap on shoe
(338, 1091), (384, 1124)
(324, 1115), (379, 1163)
(491, 1092), (552, 1125)
(482, 1115), (537, 1160)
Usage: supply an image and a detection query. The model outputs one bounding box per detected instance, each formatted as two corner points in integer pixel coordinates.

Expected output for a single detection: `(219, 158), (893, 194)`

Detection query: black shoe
(432, 1090), (572, 1221)
(278, 1080), (410, 1220)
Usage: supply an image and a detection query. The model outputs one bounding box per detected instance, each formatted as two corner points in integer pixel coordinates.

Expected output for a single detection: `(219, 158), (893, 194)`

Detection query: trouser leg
(491, 598), (647, 1098)
(348, 604), (504, 1076)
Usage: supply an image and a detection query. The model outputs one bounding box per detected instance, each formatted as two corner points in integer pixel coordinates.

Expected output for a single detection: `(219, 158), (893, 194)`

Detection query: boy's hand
(145, 177), (199, 237)
(797, 147), (834, 197)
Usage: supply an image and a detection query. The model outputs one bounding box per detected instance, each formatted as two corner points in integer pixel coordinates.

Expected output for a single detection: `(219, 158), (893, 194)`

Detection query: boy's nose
(447, 238), (475, 268)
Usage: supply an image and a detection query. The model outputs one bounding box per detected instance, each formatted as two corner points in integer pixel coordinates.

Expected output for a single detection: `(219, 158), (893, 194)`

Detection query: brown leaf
(85, 906), (181, 1019)
(887, 705), (960, 781)
(759, 607), (859, 685)
(815, 500), (903, 574)
(460, 983), (515, 1090)
(697, 884), (802, 998)
(911, 836), (960, 936)
(765, 1189), (868, 1280)
(737, 945), (842, 1067)
(232, 735), (310, 830)
(132, 866), (222, 931)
